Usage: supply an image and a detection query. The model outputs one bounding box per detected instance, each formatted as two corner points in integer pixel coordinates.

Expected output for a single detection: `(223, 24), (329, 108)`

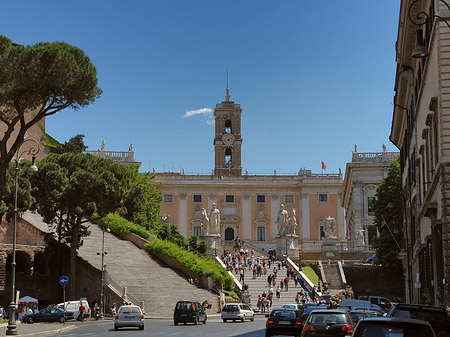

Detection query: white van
(57, 300), (91, 319)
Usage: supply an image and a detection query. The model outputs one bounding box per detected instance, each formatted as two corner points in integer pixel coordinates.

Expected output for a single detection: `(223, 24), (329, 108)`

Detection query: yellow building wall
(309, 194), (339, 240)
(160, 194), (179, 227)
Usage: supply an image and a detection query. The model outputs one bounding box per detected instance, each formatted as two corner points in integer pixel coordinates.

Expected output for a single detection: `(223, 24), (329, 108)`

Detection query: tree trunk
(69, 217), (82, 299)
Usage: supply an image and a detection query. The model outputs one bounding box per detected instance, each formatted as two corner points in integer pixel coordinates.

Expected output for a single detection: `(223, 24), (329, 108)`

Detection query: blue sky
(2, 1), (400, 174)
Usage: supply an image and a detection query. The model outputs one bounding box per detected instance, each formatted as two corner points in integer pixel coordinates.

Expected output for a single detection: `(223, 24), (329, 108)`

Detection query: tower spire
(226, 67), (230, 101)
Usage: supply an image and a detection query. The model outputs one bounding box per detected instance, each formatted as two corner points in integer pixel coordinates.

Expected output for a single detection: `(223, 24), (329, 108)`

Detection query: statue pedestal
(276, 234), (299, 260)
(322, 238), (338, 257)
(201, 234), (221, 256)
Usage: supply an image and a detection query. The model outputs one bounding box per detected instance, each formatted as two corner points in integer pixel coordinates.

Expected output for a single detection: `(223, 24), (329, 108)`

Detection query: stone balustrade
(352, 152), (399, 163)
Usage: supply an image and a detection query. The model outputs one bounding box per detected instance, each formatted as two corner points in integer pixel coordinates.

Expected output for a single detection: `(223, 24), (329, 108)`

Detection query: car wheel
(223, 319), (227, 322)
(203, 316), (207, 324)
(233, 319), (236, 322)
(114, 326), (118, 331)
(174, 321), (178, 326)
(139, 325), (144, 330)
(242, 315), (245, 322)
(27, 317), (34, 324)
(58, 316), (64, 323)
(194, 316), (199, 325)
(265, 331), (271, 337)
(250, 315), (254, 322)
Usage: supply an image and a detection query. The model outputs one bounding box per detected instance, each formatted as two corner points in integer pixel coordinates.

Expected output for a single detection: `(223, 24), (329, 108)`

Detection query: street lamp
(97, 218), (110, 318)
(6, 138), (40, 336)
(408, 0), (450, 58)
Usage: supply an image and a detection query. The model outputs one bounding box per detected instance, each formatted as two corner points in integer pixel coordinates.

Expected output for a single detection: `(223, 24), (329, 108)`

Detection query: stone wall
(344, 265), (404, 301)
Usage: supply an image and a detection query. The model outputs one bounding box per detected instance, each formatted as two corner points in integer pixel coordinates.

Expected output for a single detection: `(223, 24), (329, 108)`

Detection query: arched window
(225, 228), (234, 241)
(225, 120), (232, 134)
(6, 251), (32, 274)
(33, 252), (47, 274)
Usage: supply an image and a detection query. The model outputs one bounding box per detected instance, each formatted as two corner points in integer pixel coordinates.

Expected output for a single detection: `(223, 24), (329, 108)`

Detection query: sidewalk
(0, 321), (77, 336)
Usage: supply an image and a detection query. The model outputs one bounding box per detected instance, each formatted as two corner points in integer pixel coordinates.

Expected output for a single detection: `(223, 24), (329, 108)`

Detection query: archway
(224, 227), (234, 241)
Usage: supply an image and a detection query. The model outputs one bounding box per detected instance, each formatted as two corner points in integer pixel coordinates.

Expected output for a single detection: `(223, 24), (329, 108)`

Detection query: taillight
(141, 314), (144, 319)
(303, 324), (315, 331)
(341, 324), (354, 333)
(192, 304), (195, 311)
(295, 320), (302, 325)
(267, 320), (274, 324)
(115, 314), (119, 319)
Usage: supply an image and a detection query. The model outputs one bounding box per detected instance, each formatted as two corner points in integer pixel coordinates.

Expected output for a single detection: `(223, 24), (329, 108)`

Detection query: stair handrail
(104, 273), (141, 308)
(215, 256), (243, 291)
(337, 260), (347, 286)
(285, 257), (316, 295)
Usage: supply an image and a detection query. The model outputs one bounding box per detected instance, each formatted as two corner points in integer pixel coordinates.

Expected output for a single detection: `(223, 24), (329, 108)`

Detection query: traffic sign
(59, 275), (69, 286)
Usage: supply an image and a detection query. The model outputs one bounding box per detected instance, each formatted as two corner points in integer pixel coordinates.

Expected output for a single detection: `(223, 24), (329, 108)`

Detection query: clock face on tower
(222, 133), (235, 146)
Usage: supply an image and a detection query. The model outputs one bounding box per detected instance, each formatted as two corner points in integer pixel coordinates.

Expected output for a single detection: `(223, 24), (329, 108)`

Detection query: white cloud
(183, 107), (213, 118)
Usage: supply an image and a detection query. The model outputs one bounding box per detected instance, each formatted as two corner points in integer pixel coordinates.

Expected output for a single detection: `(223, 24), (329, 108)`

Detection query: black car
(387, 302), (450, 337)
(349, 310), (380, 326)
(352, 317), (436, 337)
(22, 307), (74, 324)
(265, 308), (303, 337)
(301, 309), (354, 337)
(173, 300), (207, 325)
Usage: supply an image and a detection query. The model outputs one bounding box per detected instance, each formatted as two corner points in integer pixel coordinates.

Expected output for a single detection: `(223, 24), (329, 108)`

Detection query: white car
(57, 299), (90, 320)
(281, 303), (303, 311)
(221, 303), (254, 322)
(114, 305), (144, 331)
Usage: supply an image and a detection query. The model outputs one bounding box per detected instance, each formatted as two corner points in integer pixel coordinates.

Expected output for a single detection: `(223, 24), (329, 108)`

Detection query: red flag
(321, 161), (327, 170)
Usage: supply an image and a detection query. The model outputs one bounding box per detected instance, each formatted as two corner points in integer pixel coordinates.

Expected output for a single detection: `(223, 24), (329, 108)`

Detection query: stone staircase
(23, 212), (220, 317)
(321, 262), (345, 297)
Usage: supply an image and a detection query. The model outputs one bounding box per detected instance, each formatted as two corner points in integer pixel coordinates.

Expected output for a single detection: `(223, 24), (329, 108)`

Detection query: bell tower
(214, 87), (242, 176)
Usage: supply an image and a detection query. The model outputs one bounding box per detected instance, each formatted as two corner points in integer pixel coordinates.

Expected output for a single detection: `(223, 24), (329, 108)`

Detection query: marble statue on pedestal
(357, 229), (365, 246)
(208, 203), (221, 235)
(288, 208), (298, 235)
(200, 208), (209, 235)
(276, 204), (289, 236)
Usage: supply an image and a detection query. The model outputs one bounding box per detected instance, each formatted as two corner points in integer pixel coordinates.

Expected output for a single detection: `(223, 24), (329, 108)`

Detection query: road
(43, 316), (274, 337)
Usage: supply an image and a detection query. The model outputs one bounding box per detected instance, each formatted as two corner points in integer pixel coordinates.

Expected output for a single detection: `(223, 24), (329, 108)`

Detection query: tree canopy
(372, 160), (403, 270)
(0, 35), (101, 201)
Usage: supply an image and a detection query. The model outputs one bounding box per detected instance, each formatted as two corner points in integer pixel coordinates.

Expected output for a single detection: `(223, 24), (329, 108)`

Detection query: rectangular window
(225, 195), (234, 203)
(256, 195), (266, 203)
(285, 195), (294, 204)
(367, 197), (375, 215)
(318, 194), (328, 203)
(193, 226), (202, 237)
(163, 195), (173, 203)
(193, 195), (202, 203)
(257, 227), (265, 241)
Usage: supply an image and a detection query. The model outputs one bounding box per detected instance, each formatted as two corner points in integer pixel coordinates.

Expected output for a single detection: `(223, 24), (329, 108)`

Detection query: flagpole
(381, 216), (401, 251)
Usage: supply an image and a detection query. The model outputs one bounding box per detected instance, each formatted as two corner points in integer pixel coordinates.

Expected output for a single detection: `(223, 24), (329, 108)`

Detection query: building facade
(391, 0), (449, 305)
(154, 90), (345, 252)
(342, 146), (400, 250)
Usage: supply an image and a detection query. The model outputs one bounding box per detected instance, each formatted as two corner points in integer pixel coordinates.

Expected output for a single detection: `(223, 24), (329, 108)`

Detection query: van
(57, 299), (90, 320)
(358, 296), (392, 311)
(339, 299), (386, 313)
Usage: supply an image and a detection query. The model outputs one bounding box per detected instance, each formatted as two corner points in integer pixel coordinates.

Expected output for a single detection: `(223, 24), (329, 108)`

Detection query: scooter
(94, 307), (101, 320)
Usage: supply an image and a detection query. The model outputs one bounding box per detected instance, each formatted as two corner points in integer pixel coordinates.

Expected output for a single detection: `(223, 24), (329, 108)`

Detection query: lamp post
(6, 139), (40, 336)
(97, 218), (110, 318)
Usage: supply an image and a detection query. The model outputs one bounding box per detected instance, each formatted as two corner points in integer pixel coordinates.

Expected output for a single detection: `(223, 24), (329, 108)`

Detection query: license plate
(279, 321), (291, 325)
(180, 314), (187, 317)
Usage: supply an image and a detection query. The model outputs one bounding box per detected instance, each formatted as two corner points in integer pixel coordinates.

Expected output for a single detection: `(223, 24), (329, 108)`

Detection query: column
(301, 193), (310, 240)
(271, 195), (280, 239)
(178, 194), (187, 238)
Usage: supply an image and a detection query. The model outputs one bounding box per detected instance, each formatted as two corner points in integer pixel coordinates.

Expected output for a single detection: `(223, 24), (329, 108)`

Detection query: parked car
(301, 309), (354, 337)
(301, 305), (328, 321)
(387, 302), (450, 337)
(282, 303), (304, 313)
(173, 300), (207, 325)
(114, 305), (144, 331)
(358, 295), (392, 312)
(221, 303), (254, 322)
(349, 310), (380, 326)
(22, 307), (74, 324)
(57, 299), (91, 320)
(352, 317), (436, 337)
(265, 308), (303, 337)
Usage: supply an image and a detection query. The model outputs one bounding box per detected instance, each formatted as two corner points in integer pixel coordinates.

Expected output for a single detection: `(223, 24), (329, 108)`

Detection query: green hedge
(145, 238), (234, 290)
(98, 213), (154, 240)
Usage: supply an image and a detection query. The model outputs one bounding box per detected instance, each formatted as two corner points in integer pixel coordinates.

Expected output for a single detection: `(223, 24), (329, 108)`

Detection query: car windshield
(393, 307), (450, 331)
(309, 313), (347, 324)
(223, 305), (239, 311)
(271, 310), (297, 319)
(118, 307), (141, 314)
(282, 305), (297, 309)
(357, 323), (433, 337)
(176, 302), (194, 311)
(351, 312), (378, 322)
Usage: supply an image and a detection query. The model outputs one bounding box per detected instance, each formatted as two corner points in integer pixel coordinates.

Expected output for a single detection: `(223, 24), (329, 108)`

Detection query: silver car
(221, 303), (254, 322)
(114, 305), (144, 331)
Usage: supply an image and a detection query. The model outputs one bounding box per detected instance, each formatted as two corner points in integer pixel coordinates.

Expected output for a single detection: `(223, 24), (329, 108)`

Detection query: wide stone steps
(322, 263), (344, 291)
(24, 212), (219, 317)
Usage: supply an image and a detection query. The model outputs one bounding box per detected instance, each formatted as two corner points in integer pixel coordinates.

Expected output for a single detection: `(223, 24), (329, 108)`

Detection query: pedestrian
(295, 292), (301, 304)
(261, 297), (267, 313)
(267, 274), (272, 287)
(79, 301), (85, 322)
(280, 280), (284, 290)
(240, 269), (245, 282)
(272, 275), (277, 286)
(294, 274), (298, 287)
(284, 277), (289, 291)
(111, 303), (117, 315)
(276, 286), (281, 299)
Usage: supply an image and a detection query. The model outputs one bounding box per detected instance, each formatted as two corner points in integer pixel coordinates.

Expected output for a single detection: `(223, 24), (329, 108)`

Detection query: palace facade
(153, 89), (345, 252)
